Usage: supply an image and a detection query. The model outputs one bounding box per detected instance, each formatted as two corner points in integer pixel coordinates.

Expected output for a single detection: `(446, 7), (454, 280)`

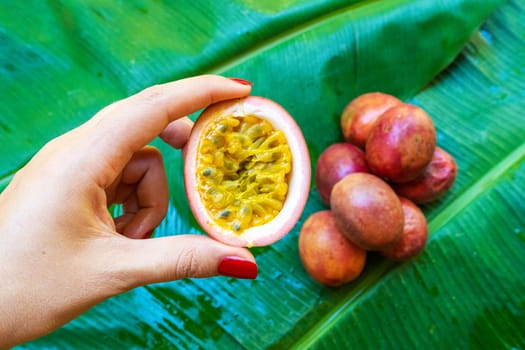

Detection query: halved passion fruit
(184, 96), (311, 247)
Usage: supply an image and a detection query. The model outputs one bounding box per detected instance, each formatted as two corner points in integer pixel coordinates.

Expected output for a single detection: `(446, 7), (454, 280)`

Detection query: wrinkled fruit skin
(315, 143), (369, 205)
(392, 147), (457, 204)
(366, 104), (437, 183)
(299, 210), (367, 286)
(340, 92), (402, 149)
(380, 197), (428, 261)
(330, 173), (404, 250)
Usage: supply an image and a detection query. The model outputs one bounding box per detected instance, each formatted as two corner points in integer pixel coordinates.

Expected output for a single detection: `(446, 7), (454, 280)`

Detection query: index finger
(77, 75), (251, 185)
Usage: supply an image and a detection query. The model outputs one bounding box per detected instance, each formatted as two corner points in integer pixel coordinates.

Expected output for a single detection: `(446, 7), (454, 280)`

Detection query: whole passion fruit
(392, 147), (457, 204)
(380, 197), (428, 261)
(184, 96), (311, 247)
(299, 210), (366, 286)
(315, 143), (369, 206)
(340, 92), (402, 149)
(366, 104), (437, 183)
(331, 173), (404, 250)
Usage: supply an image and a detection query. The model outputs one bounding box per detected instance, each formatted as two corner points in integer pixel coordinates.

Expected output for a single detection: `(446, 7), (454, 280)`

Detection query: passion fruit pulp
(184, 96), (311, 247)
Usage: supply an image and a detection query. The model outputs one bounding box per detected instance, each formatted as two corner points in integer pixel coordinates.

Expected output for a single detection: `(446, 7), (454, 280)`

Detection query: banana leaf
(2, 0), (524, 348)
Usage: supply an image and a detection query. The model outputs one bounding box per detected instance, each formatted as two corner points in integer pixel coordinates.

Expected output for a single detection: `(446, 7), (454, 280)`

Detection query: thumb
(114, 234), (258, 289)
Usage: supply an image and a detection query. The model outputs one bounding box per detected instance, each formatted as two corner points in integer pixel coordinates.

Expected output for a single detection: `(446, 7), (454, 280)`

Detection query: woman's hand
(0, 75), (256, 348)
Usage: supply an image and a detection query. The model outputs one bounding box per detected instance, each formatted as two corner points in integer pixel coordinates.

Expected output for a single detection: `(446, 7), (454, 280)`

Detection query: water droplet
(479, 28), (493, 44)
(514, 227), (525, 243)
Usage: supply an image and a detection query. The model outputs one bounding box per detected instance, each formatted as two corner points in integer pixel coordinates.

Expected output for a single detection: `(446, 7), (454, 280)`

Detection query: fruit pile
(299, 92), (457, 287)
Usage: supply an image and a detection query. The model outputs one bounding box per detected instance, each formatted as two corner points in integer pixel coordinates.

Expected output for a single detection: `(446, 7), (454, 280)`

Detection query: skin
(299, 210), (366, 286)
(0, 75), (256, 348)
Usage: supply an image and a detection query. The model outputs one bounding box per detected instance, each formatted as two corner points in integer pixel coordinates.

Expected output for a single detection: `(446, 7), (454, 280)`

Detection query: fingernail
(218, 256), (258, 279)
(229, 77), (253, 86)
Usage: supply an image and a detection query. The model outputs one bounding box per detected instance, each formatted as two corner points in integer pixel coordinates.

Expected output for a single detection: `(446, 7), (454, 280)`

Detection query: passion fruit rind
(330, 173), (404, 251)
(184, 96), (311, 247)
(299, 210), (367, 286)
(365, 104), (437, 183)
(380, 197), (429, 261)
(315, 143), (369, 206)
(340, 92), (403, 149)
(391, 147), (457, 204)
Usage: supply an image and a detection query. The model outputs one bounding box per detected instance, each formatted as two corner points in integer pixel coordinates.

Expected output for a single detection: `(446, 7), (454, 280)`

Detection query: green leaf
(3, 0), (524, 348)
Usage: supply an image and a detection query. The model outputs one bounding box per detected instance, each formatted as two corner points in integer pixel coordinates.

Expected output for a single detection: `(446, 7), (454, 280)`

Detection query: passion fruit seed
(196, 114), (292, 234)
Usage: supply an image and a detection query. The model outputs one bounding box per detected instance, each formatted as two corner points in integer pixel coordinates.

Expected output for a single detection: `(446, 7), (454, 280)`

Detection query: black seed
(219, 210), (231, 219)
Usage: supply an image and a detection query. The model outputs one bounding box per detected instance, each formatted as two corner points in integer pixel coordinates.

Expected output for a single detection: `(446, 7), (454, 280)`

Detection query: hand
(0, 75), (257, 348)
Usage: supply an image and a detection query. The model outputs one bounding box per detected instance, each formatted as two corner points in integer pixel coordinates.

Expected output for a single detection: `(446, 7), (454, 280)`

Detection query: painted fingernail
(229, 77), (253, 86)
(218, 256), (258, 279)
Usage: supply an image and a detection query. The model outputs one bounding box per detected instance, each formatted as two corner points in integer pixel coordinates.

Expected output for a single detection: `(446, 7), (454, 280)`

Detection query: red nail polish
(229, 77), (253, 86)
(218, 256), (258, 279)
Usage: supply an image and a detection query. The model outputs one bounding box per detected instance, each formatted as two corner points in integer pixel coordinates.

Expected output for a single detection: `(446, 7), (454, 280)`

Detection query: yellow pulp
(196, 114), (292, 233)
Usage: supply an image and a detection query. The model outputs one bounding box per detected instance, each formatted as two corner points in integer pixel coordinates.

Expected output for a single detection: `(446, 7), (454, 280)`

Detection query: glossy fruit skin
(330, 173), (404, 250)
(299, 210), (366, 286)
(366, 104), (437, 183)
(392, 147), (457, 204)
(315, 143), (369, 205)
(380, 197), (428, 261)
(340, 92), (402, 149)
(184, 96), (311, 247)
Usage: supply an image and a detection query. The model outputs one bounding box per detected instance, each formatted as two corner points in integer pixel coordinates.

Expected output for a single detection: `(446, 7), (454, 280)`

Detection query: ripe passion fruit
(366, 104), (437, 183)
(184, 96), (311, 247)
(392, 147), (457, 204)
(340, 92), (402, 149)
(299, 210), (366, 286)
(330, 173), (404, 250)
(315, 143), (369, 206)
(380, 197), (428, 261)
